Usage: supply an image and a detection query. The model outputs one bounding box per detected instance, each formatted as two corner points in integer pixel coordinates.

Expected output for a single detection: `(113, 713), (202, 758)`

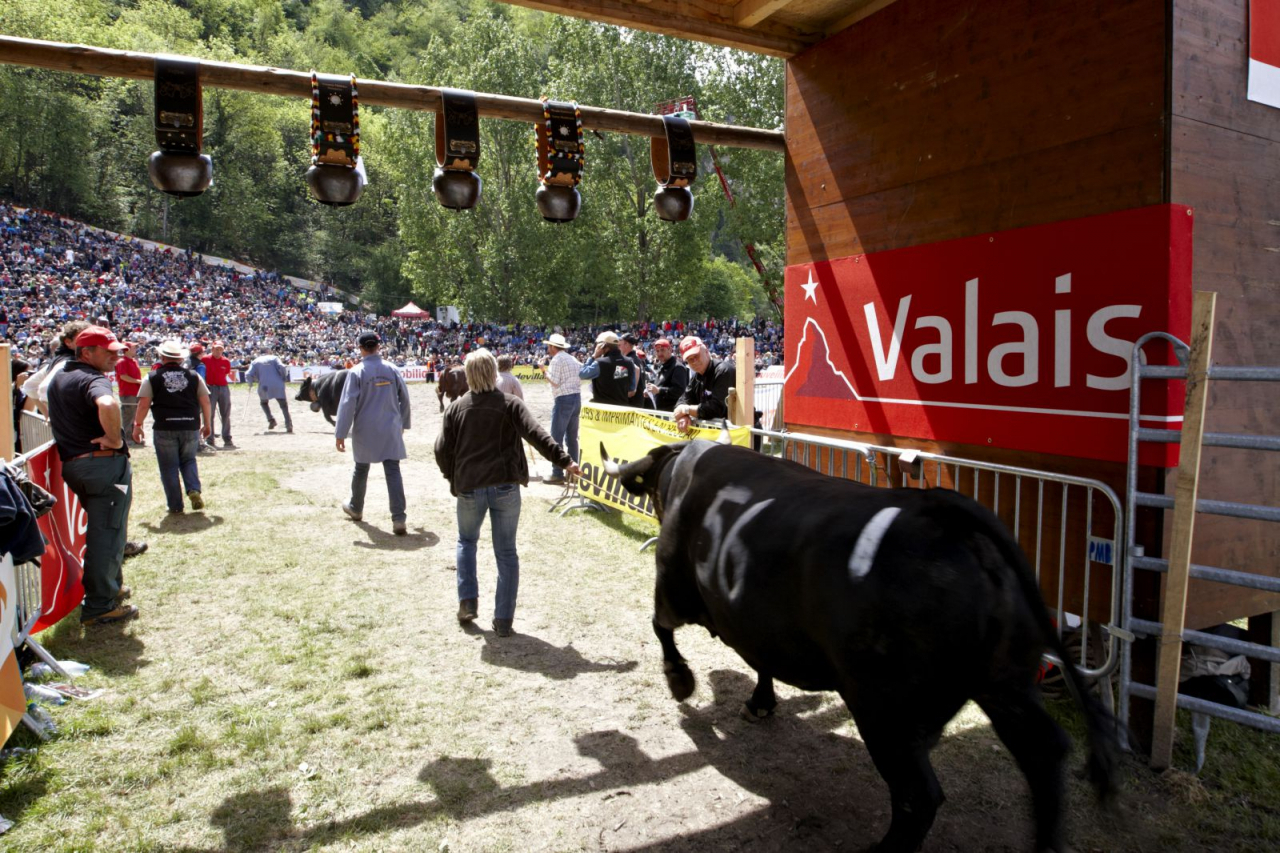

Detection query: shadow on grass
(161, 667), (874, 853)
(477, 630), (638, 680)
(351, 521), (440, 551)
(139, 513), (225, 535)
(574, 504), (657, 545)
(37, 613), (148, 675)
(0, 756), (50, 827)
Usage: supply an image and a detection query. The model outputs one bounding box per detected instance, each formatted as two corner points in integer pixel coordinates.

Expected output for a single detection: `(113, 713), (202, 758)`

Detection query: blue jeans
(350, 460), (406, 523)
(549, 393), (581, 478)
(455, 484), (521, 620)
(153, 429), (201, 511)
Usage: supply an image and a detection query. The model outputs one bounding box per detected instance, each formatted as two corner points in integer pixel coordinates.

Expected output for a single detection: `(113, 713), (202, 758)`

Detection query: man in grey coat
(335, 331), (411, 535)
(245, 348), (293, 432)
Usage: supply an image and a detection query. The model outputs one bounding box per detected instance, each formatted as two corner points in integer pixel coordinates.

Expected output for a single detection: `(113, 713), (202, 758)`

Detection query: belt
(68, 449), (126, 461)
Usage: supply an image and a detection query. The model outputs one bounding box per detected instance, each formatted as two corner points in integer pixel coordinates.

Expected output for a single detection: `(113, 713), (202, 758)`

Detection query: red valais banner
(784, 205), (1193, 464)
(25, 446), (87, 632)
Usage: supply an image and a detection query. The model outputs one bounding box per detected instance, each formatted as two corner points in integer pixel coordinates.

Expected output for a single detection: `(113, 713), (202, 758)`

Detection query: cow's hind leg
(742, 671), (776, 721)
(652, 615), (695, 701)
(855, 712), (945, 853)
(976, 686), (1071, 853)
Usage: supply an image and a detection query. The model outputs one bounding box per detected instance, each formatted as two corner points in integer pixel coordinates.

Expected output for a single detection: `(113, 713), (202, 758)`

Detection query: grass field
(2, 382), (1278, 852)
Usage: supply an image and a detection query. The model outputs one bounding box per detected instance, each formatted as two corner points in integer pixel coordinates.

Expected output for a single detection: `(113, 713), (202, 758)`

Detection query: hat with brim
(678, 336), (704, 358)
(74, 326), (126, 352)
(547, 333), (570, 350)
(596, 331), (619, 345)
(158, 339), (187, 359)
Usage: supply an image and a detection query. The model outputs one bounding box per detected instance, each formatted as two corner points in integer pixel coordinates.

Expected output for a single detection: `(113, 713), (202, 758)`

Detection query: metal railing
(1119, 331), (1280, 739)
(4, 438), (66, 677)
(751, 427), (1123, 680)
(754, 379), (784, 431)
(19, 408), (53, 452)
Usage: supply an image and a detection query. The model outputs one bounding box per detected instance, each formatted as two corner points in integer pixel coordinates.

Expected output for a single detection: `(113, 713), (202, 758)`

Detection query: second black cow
(295, 369), (348, 425)
(604, 440), (1118, 853)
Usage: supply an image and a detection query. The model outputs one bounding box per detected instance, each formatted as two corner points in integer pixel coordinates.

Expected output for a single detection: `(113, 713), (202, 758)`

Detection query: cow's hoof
(663, 661), (695, 701)
(740, 702), (775, 722)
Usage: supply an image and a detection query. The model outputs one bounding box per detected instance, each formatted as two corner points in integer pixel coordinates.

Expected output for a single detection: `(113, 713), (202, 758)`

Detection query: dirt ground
(5, 376), (1257, 853)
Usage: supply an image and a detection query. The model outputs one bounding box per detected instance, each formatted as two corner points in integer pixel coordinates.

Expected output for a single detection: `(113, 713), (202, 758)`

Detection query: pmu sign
(784, 205), (1193, 464)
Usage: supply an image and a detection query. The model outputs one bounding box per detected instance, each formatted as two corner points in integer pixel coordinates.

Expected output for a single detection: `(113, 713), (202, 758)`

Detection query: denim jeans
(455, 483), (521, 620)
(549, 393), (581, 478)
(153, 429), (201, 511)
(209, 385), (232, 440)
(62, 455), (131, 619)
(350, 460), (406, 523)
(259, 397), (292, 429)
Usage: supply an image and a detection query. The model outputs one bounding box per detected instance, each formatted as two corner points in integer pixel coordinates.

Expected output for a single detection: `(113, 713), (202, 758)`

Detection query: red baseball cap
(213, 340), (225, 349)
(654, 338), (672, 348)
(678, 336), (703, 357)
(189, 343), (204, 355)
(74, 326), (126, 352)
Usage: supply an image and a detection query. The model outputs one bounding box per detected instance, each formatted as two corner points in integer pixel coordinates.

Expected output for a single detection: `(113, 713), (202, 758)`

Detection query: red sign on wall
(784, 205), (1193, 464)
(25, 447), (87, 632)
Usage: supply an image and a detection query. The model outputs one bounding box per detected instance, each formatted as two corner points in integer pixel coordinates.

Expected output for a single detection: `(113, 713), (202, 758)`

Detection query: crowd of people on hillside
(0, 202), (784, 376)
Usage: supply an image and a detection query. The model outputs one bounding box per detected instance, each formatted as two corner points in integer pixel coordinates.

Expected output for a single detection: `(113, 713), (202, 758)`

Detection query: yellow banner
(511, 365), (547, 383)
(576, 403), (750, 521)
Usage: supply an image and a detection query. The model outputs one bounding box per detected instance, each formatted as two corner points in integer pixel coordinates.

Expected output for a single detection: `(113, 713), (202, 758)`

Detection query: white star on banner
(801, 269), (820, 303)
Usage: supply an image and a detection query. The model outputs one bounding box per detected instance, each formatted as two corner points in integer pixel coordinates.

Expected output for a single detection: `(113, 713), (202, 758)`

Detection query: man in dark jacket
(435, 348), (581, 638)
(131, 340), (212, 514)
(618, 333), (645, 407)
(579, 331), (635, 406)
(645, 337), (688, 412)
(673, 335), (736, 432)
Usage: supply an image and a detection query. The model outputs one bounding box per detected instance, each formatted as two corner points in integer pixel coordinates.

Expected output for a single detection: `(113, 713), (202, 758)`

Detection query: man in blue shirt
(245, 348), (292, 433)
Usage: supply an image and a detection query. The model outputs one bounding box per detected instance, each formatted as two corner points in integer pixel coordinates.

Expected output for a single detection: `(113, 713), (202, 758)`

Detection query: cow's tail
(929, 492), (1120, 804)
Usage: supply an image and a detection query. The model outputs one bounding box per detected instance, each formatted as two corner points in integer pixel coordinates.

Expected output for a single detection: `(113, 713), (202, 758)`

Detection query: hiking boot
(123, 540), (148, 559)
(342, 502), (362, 522)
(393, 520), (407, 536)
(268, 420), (277, 430)
(83, 604), (139, 626)
(187, 490), (204, 510)
(492, 618), (514, 638)
(116, 586), (132, 602)
(457, 599), (478, 624)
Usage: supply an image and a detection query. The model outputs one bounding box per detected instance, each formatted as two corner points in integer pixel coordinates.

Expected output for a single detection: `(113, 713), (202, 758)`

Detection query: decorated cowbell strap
(436, 89), (480, 171)
(537, 99), (584, 188)
(154, 58), (203, 154)
(311, 72), (360, 168)
(651, 115), (697, 189)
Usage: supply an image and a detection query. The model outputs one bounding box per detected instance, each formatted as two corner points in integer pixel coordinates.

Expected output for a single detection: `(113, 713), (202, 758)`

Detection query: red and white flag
(1248, 1), (1280, 108)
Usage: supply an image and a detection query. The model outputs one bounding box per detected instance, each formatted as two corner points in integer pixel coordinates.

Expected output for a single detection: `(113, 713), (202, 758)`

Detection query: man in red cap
(46, 326), (140, 626)
(116, 340), (143, 447)
(203, 341), (234, 447)
(644, 337), (688, 412)
(673, 335), (736, 432)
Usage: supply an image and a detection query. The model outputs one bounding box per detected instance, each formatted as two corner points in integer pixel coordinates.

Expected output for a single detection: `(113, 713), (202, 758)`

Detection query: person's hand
(131, 422), (143, 444)
(646, 383), (658, 396)
(201, 423), (212, 439)
(335, 438), (345, 452)
(565, 463), (583, 480)
(674, 406), (693, 433)
(92, 433), (124, 450)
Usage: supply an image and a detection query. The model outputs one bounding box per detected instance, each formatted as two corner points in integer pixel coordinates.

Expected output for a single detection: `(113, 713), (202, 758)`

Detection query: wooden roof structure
(498, 0), (899, 56)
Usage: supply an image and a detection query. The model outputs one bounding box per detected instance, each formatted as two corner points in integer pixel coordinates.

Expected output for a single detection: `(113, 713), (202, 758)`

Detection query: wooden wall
(785, 0), (1278, 627)
(1170, 0), (1280, 627)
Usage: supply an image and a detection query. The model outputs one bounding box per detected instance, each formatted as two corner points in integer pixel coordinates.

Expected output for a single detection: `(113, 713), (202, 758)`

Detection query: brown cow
(437, 364), (468, 412)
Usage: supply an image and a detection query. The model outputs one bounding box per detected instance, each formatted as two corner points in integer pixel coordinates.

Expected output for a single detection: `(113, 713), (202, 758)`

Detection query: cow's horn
(601, 443), (621, 476)
(718, 419), (733, 445)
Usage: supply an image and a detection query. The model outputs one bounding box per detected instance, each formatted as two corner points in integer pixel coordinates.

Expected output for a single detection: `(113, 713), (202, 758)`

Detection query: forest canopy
(0, 0), (784, 323)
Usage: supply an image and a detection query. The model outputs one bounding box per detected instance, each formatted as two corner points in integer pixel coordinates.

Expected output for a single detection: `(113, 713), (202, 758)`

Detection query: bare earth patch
(1, 381), (1276, 852)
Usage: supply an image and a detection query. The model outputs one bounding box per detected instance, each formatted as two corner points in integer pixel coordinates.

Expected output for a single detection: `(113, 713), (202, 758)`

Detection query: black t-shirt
(678, 356), (736, 421)
(590, 350), (636, 406)
(48, 360), (123, 461)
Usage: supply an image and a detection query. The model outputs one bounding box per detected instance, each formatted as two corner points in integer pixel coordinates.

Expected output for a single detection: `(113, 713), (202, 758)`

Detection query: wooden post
(1150, 290), (1216, 771)
(733, 336), (755, 426)
(0, 343), (13, 461)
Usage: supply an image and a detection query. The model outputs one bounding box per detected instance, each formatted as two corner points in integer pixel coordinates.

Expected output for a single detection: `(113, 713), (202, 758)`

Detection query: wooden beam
(1150, 290), (1217, 772)
(825, 0), (899, 38)
(0, 36), (786, 153)
(734, 0), (795, 29)
(496, 0), (813, 57)
(733, 336), (755, 426)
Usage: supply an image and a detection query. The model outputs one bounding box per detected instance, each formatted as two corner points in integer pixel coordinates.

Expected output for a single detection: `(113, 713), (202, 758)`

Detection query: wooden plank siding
(1170, 0), (1280, 628)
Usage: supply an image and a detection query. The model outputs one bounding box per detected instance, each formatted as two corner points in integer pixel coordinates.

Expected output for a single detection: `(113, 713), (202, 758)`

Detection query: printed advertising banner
(783, 205), (1193, 464)
(25, 446), (87, 632)
(1249, 0), (1280, 108)
(576, 404), (750, 521)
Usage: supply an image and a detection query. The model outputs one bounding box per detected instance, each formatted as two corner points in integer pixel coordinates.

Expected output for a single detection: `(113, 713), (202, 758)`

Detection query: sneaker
(187, 490), (204, 510)
(167, 508), (184, 515)
(393, 520), (407, 536)
(123, 540), (148, 559)
(116, 586), (132, 602)
(544, 476), (567, 486)
(457, 598), (478, 624)
(83, 604), (139, 626)
(341, 502), (362, 522)
(492, 618), (514, 638)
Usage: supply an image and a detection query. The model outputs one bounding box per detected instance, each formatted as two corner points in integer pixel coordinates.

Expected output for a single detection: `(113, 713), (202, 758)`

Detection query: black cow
(437, 364), (468, 412)
(604, 440), (1117, 853)
(295, 369), (348, 425)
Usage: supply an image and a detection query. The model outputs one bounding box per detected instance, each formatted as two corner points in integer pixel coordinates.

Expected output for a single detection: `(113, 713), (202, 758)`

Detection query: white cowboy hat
(157, 339), (187, 359)
(547, 333), (570, 350)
